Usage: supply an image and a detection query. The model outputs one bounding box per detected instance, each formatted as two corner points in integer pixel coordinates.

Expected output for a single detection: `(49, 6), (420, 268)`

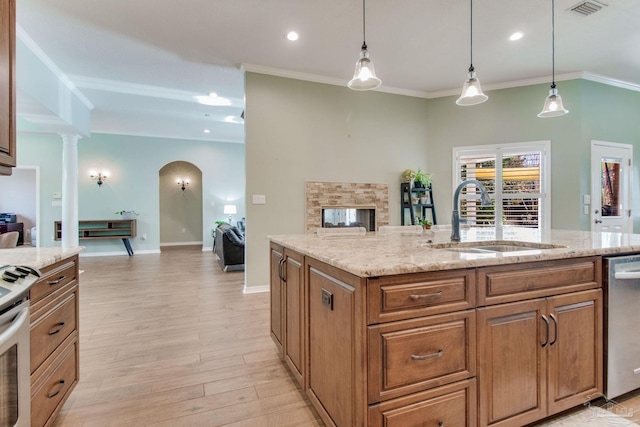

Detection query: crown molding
(240, 63), (431, 98)
(87, 129), (244, 145)
(241, 64), (640, 99)
(17, 25), (95, 110)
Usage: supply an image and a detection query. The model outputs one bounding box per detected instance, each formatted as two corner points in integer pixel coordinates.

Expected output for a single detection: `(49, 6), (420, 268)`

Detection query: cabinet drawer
(368, 310), (476, 403)
(30, 287), (78, 373)
(368, 379), (477, 427)
(368, 269), (475, 324)
(477, 257), (601, 306)
(31, 258), (77, 303)
(31, 333), (78, 427)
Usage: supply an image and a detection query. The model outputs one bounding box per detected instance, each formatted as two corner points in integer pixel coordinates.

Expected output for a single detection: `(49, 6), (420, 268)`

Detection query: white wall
(244, 73), (431, 290)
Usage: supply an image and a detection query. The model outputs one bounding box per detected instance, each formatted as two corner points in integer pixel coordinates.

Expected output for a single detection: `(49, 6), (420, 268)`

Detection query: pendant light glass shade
(457, 0), (488, 106)
(348, 44), (381, 90)
(348, 0), (381, 91)
(456, 69), (488, 106)
(538, 86), (569, 117)
(538, 0), (568, 118)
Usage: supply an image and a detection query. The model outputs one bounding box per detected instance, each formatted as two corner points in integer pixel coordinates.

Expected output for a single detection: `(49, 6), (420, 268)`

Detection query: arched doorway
(159, 161), (203, 248)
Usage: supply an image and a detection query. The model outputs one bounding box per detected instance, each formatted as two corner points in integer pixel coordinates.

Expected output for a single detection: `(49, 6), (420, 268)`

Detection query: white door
(591, 141), (633, 233)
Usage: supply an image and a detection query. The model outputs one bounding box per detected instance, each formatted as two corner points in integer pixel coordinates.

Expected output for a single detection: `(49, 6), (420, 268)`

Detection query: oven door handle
(614, 270), (640, 280)
(0, 306), (29, 353)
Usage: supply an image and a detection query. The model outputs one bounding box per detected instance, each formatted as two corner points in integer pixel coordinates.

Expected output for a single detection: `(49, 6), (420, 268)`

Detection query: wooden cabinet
(0, 0), (16, 175)
(306, 257), (365, 427)
(269, 243), (306, 387)
(271, 242), (603, 427)
(477, 288), (602, 427)
(30, 255), (80, 427)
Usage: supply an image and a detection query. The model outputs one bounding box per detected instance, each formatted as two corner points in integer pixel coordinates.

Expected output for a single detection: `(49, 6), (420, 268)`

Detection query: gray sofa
(213, 223), (245, 271)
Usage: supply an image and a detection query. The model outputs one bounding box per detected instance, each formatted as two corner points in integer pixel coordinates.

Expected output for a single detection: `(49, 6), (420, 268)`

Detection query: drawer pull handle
(48, 275), (66, 285)
(411, 349), (443, 361)
(47, 380), (65, 398)
(409, 291), (442, 301)
(48, 322), (66, 335)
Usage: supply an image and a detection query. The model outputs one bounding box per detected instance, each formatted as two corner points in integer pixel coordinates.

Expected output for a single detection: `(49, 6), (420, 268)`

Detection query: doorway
(590, 141), (633, 233)
(158, 161), (203, 248)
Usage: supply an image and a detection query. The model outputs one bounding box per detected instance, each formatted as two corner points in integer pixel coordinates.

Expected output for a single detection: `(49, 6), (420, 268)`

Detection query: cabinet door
(269, 244), (284, 354)
(477, 299), (547, 427)
(307, 264), (357, 427)
(284, 249), (304, 387)
(547, 289), (602, 415)
(0, 0), (15, 175)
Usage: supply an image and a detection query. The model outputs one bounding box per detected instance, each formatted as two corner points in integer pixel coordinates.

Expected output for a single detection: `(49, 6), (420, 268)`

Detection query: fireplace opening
(322, 208), (376, 232)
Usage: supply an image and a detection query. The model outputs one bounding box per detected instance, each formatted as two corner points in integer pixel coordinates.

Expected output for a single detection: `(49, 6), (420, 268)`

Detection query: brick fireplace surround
(305, 181), (389, 232)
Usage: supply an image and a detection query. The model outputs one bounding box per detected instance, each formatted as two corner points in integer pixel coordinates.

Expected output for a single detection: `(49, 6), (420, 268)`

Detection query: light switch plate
(252, 195), (266, 205)
(583, 194), (591, 204)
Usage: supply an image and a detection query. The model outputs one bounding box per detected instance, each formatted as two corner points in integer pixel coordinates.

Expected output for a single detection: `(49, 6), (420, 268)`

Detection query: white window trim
(452, 140), (551, 231)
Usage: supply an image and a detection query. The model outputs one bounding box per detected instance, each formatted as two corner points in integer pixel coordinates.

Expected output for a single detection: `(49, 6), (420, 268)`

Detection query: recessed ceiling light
(195, 93), (231, 106)
(509, 32), (524, 41)
(204, 129), (211, 133)
(286, 31), (299, 41)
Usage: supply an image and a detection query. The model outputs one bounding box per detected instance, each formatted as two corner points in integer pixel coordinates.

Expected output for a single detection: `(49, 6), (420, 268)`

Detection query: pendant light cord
(551, 0), (556, 89)
(361, 0), (367, 50)
(469, 0), (474, 72)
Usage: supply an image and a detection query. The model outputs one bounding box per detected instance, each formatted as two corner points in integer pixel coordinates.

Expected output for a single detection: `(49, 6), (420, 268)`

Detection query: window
(453, 141), (551, 231)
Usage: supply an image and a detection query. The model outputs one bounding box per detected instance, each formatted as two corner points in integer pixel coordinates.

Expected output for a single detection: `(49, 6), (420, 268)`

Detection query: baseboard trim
(80, 249), (161, 257)
(243, 285), (269, 294)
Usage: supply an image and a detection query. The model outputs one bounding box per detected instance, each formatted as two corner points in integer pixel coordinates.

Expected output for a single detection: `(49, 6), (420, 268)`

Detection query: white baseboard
(243, 285), (269, 294)
(202, 246), (213, 251)
(160, 241), (203, 247)
(79, 249), (161, 257)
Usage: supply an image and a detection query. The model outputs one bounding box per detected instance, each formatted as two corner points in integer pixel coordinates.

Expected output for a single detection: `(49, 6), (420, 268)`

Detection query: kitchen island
(269, 228), (638, 427)
(0, 246), (82, 427)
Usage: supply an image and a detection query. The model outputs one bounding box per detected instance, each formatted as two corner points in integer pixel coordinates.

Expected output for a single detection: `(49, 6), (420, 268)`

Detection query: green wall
(426, 79), (640, 232)
(245, 73), (432, 290)
(581, 80), (640, 231)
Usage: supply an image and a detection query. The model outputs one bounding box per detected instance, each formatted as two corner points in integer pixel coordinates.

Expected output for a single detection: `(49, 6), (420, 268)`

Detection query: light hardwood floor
(51, 246), (640, 426)
(51, 246), (322, 427)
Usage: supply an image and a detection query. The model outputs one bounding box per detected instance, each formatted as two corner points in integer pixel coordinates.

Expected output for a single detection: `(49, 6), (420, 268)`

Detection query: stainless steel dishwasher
(604, 255), (640, 398)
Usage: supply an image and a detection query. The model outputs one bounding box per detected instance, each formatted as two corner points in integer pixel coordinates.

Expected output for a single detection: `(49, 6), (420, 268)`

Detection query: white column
(60, 134), (81, 249)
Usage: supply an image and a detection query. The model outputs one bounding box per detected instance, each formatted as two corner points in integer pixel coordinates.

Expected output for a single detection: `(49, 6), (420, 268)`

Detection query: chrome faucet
(451, 179), (492, 242)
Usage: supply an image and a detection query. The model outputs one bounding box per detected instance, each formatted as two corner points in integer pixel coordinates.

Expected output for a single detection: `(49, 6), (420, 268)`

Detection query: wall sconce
(89, 170), (108, 186)
(224, 204), (237, 224)
(177, 179), (190, 191)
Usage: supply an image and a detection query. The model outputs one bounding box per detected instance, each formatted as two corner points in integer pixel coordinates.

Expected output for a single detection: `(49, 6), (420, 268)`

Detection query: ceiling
(15, 0), (640, 145)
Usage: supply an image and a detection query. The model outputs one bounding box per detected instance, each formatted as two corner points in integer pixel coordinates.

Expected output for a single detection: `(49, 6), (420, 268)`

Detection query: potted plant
(401, 169), (417, 185)
(413, 169), (432, 189)
(417, 217), (432, 230)
(115, 210), (138, 220)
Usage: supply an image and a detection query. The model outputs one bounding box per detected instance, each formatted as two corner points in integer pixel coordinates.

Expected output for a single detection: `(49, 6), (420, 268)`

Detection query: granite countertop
(269, 227), (640, 277)
(0, 246), (84, 270)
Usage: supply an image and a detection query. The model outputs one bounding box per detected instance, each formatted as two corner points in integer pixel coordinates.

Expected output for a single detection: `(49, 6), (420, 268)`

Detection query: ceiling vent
(569, 0), (607, 16)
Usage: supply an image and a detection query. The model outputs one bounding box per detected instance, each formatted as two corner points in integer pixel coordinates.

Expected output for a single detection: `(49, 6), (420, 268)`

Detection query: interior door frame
(590, 140), (633, 233)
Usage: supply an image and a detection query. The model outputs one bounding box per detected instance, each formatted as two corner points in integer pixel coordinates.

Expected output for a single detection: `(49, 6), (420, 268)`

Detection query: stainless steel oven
(0, 299), (30, 427)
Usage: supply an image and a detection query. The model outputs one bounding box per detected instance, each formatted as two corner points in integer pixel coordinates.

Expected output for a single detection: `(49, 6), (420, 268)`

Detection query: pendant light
(347, 0), (381, 90)
(456, 0), (488, 106)
(538, 0), (569, 118)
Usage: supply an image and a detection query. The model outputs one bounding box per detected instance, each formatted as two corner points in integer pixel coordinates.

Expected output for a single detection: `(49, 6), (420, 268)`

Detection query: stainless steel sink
(426, 241), (566, 254)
